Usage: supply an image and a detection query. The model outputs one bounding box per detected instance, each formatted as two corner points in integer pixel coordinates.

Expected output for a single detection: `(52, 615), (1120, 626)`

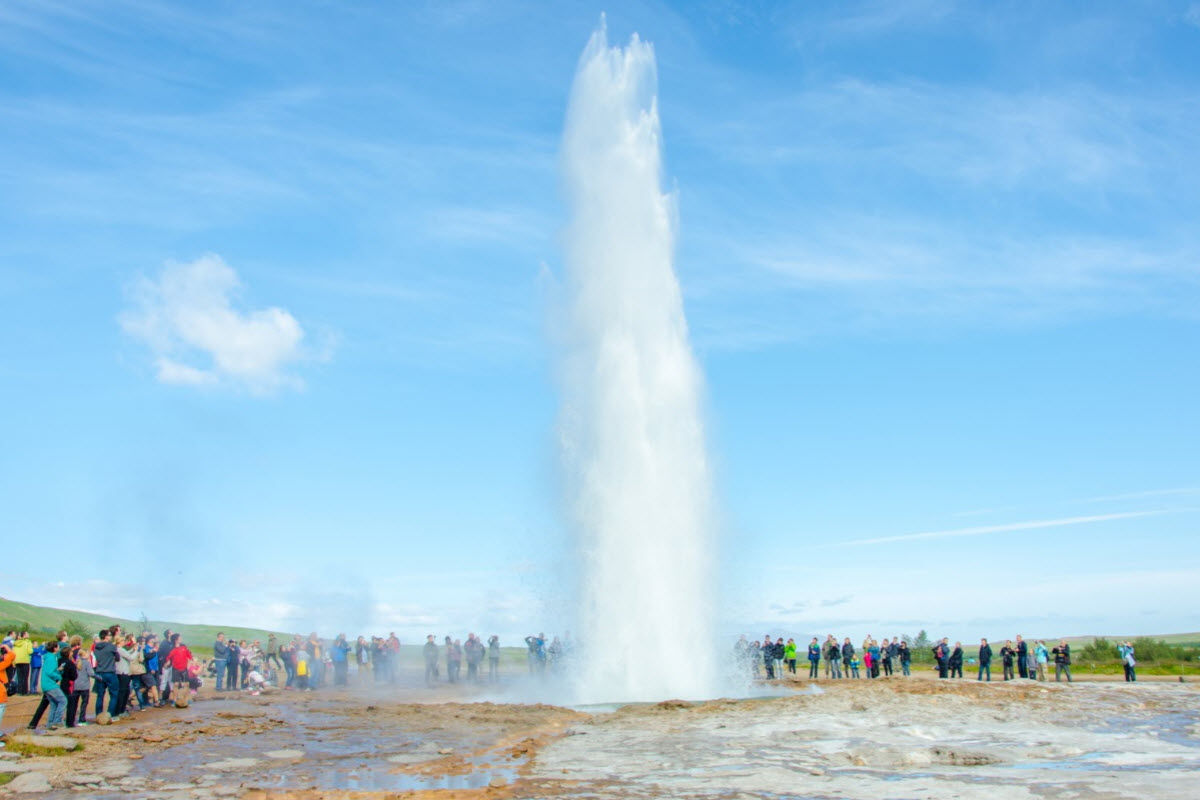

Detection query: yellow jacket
(13, 637), (33, 664)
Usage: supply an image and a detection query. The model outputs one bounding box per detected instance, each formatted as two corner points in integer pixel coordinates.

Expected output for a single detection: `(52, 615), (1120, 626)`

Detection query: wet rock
(8, 771), (53, 793)
(204, 757), (260, 771)
(655, 699), (694, 710)
(488, 776), (507, 788)
(212, 786), (241, 797)
(264, 749), (304, 760)
(437, 748), (454, 755)
(385, 753), (428, 765)
(931, 747), (1001, 766)
(95, 759), (135, 779)
(64, 773), (105, 785)
(9, 733), (79, 750)
(0, 761), (32, 774)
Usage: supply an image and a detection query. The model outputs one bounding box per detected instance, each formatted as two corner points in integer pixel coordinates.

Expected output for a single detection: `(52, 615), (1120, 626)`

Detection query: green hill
(0, 595), (292, 647)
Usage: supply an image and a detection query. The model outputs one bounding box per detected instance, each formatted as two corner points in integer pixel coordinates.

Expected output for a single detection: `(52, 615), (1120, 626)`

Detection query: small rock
(264, 749), (304, 760)
(8, 771), (53, 793)
(96, 712), (114, 726)
(488, 776), (507, 788)
(212, 786), (241, 797)
(437, 748), (453, 755)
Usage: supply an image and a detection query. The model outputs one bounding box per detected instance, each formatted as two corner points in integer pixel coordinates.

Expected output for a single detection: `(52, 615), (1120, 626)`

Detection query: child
(295, 648), (310, 690)
(850, 657), (861, 679)
(244, 669), (266, 694)
(68, 637), (94, 727)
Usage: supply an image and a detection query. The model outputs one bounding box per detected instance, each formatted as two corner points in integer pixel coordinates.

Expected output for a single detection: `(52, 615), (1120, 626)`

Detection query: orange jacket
(0, 646), (14, 703)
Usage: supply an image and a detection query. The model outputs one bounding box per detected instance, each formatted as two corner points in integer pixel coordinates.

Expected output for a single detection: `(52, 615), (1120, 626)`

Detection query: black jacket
(979, 644), (993, 664)
(949, 647), (963, 668)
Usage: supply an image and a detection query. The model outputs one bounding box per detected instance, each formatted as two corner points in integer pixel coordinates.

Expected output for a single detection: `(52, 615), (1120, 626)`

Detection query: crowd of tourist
(734, 633), (1133, 683)
(1, 623), (1146, 744)
(0, 626), (200, 736)
(0, 626), (520, 741)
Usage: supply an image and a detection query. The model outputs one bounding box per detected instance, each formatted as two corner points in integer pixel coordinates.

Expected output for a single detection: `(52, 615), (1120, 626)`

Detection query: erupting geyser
(559, 20), (718, 703)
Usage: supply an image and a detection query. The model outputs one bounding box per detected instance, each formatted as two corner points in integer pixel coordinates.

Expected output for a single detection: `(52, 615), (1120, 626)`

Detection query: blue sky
(1, 0), (1198, 643)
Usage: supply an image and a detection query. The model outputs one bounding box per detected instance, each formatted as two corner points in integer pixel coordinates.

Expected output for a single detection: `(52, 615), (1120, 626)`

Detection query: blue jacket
(41, 652), (62, 692)
(30, 645), (45, 668)
(807, 644), (820, 662)
(331, 641), (350, 663)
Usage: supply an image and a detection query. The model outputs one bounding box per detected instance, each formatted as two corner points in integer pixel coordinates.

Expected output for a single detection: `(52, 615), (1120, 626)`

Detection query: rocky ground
(1, 674), (1197, 799)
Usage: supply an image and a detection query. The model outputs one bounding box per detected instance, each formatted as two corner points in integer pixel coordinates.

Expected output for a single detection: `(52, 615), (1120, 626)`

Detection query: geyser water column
(559, 22), (718, 703)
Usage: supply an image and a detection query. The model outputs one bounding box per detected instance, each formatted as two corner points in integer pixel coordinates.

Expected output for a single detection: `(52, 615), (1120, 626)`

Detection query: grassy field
(0, 595), (538, 663)
(0, 595), (291, 649)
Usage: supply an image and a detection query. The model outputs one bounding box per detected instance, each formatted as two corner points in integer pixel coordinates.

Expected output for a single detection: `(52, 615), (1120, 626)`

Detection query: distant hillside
(1060, 632), (1200, 648)
(0, 595), (293, 646)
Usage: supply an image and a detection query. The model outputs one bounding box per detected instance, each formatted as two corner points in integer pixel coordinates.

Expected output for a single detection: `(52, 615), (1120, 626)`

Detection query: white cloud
(120, 254), (322, 393)
(826, 510), (1168, 549)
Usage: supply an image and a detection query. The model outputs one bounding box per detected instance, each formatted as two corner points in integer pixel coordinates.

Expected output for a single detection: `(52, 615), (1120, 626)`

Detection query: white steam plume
(559, 20), (718, 702)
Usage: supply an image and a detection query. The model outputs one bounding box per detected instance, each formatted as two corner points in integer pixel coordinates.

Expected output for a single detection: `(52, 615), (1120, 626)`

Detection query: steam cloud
(559, 20), (718, 702)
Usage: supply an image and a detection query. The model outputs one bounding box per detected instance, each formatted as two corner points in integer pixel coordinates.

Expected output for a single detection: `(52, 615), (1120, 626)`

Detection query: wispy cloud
(826, 510), (1169, 549)
(1080, 487), (1200, 503)
(120, 254), (328, 393)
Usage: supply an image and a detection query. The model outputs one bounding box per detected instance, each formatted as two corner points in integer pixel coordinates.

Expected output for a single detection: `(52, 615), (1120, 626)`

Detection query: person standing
(1052, 640), (1072, 682)
(949, 642), (964, 679)
(228, 639), (241, 693)
(1000, 641), (1016, 681)
(33, 641), (67, 730)
(386, 633), (401, 684)
(880, 639), (894, 677)
(1016, 636), (1029, 679)
(488, 635), (500, 682)
(934, 638), (949, 679)
(465, 634), (485, 682)
(92, 629), (120, 718)
(331, 634), (350, 686)
(1035, 640), (1049, 681)
(213, 633), (229, 692)
(807, 638), (820, 679)
(29, 640), (45, 696)
(157, 630), (175, 705)
(67, 637), (93, 726)
(977, 638), (993, 681)
(898, 640), (911, 676)
(0, 641), (14, 739)
(168, 634), (193, 699)
(13, 633), (32, 695)
(826, 637), (842, 679)
(841, 638), (855, 678)
(1119, 641), (1137, 682)
(784, 638), (797, 675)
(423, 635), (440, 687)
(266, 634), (281, 673)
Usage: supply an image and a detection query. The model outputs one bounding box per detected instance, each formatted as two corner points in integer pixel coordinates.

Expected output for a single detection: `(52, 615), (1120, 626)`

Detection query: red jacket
(168, 644), (192, 671)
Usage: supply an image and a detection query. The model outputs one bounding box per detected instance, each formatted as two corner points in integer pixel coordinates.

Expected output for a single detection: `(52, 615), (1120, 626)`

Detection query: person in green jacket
(784, 639), (797, 675)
